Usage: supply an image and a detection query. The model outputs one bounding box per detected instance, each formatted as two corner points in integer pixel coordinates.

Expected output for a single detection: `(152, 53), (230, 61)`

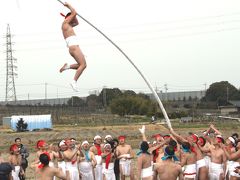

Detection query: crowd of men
(0, 124), (240, 180)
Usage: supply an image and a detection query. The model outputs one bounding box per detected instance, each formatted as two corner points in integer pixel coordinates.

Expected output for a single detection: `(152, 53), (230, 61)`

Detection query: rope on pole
(56, 0), (172, 129)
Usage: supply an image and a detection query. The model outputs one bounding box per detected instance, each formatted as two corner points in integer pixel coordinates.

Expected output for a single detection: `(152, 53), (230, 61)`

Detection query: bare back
(35, 166), (67, 180)
(155, 160), (183, 180)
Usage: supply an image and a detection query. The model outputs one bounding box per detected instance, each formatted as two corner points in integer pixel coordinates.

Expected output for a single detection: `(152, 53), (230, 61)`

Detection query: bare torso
(155, 160), (183, 180)
(62, 22), (76, 39)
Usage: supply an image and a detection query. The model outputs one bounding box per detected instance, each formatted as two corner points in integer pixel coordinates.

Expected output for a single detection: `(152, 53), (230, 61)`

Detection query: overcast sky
(0, 0), (240, 101)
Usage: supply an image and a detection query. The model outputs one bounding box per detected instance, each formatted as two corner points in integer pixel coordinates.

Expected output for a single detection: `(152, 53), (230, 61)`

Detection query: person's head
(181, 142), (191, 152)
(162, 146), (178, 161)
(118, 135), (126, 145)
(163, 134), (171, 140)
(169, 139), (177, 151)
(187, 132), (198, 144)
(58, 140), (67, 151)
(81, 141), (89, 151)
(36, 140), (48, 150)
(65, 138), (75, 149)
(65, 12), (78, 27)
(214, 135), (225, 145)
(105, 135), (113, 143)
(39, 153), (50, 168)
(94, 135), (102, 145)
(14, 138), (21, 146)
(225, 136), (236, 148)
(152, 134), (163, 143)
(0, 162), (13, 180)
(140, 141), (149, 153)
(104, 143), (112, 153)
(197, 136), (206, 147)
(10, 144), (19, 155)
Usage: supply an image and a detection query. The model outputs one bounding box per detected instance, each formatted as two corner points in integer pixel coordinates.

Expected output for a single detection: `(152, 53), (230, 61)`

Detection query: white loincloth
(65, 35), (79, 47)
(65, 161), (79, 180)
(94, 155), (102, 180)
(79, 161), (94, 180)
(12, 165), (20, 180)
(229, 161), (240, 178)
(58, 161), (66, 175)
(204, 156), (211, 169)
(102, 162), (116, 180)
(141, 166), (153, 178)
(197, 159), (206, 169)
(119, 158), (131, 176)
(209, 162), (224, 180)
(183, 164), (197, 179)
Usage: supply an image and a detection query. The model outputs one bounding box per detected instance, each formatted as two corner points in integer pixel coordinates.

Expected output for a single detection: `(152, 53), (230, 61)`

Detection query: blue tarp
(11, 114), (52, 131)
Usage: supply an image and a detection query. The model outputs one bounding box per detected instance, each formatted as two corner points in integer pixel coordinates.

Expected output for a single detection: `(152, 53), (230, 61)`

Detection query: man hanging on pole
(59, 2), (87, 92)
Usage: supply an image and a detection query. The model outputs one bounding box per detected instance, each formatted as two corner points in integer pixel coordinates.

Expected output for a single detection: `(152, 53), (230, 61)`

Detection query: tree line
(67, 81), (240, 117)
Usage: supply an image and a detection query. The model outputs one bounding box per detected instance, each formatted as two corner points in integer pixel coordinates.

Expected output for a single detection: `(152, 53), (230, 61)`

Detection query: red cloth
(95, 144), (102, 156)
(105, 153), (111, 169)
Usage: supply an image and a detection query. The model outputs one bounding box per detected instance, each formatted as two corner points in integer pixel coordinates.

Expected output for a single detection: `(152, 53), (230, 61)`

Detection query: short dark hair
(140, 141), (149, 153)
(65, 12), (71, 18)
(39, 154), (49, 166)
(15, 138), (21, 142)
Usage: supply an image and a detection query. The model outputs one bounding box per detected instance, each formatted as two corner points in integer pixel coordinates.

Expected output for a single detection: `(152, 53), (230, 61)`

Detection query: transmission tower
(5, 24), (17, 102)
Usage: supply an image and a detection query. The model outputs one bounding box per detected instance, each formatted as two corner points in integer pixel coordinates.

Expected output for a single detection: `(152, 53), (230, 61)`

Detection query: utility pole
(164, 83), (168, 101)
(45, 83), (47, 100)
(227, 87), (229, 103)
(5, 24), (17, 102)
(103, 86), (107, 108)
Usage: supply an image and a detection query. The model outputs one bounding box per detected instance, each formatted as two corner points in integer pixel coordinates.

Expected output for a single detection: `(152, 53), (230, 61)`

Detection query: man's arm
(55, 168), (68, 180)
(64, 2), (77, 23)
(169, 128), (188, 144)
(178, 165), (184, 180)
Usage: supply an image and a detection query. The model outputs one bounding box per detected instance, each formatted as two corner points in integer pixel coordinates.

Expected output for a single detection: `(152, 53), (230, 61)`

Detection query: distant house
(219, 100), (240, 115)
(180, 117), (193, 123)
(229, 101), (240, 112)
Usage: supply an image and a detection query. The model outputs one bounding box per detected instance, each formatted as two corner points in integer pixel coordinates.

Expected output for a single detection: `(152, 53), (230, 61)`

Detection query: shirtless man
(63, 138), (80, 180)
(203, 135), (226, 180)
(79, 140), (96, 180)
(137, 141), (153, 180)
(59, 2), (87, 92)
(9, 144), (24, 180)
(31, 153), (69, 180)
(222, 139), (240, 180)
(137, 125), (153, 180)
(90, 135), (104, 180)
(170, 129), (197, 180)
(102, 143), (116, 180)
(154, 146), (183, 180)
(115, 135), (135, 180)
(57, 140), (68, 175)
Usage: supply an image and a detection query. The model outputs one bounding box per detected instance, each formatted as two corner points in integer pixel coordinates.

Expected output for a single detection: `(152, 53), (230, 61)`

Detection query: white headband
(228, 137), (235, 144)
(94, 135), (102, 140)
(104, 143), (111, 148)
(59, 140), (65, 146)
(81, 140), (89, 146)
(105, 135), (112, 139)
